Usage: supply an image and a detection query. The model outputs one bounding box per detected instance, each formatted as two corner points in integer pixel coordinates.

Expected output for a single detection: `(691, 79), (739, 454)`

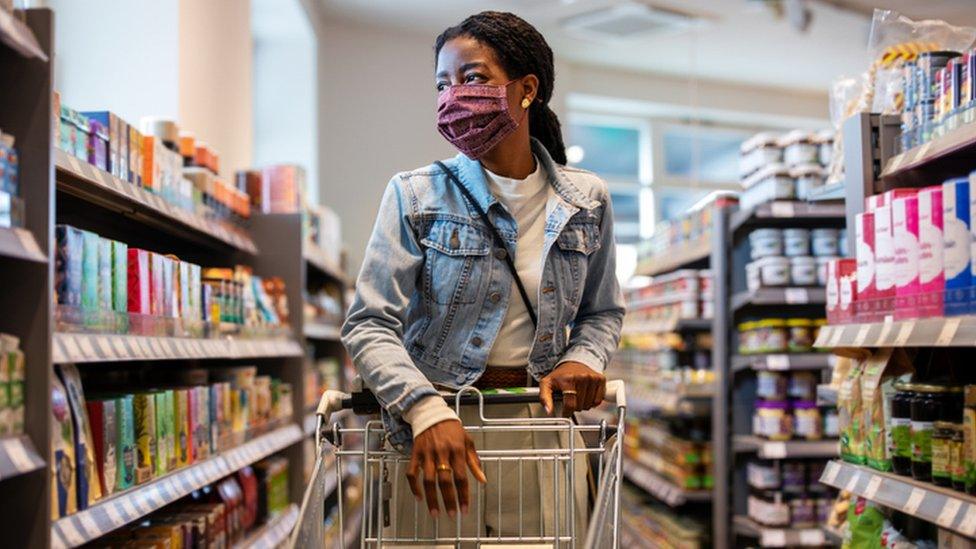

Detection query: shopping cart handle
(325, 379), (626, 416)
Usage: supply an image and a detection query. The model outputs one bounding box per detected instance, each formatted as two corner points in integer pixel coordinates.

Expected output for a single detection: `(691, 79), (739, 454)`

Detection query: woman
(341, 10), (624, 542)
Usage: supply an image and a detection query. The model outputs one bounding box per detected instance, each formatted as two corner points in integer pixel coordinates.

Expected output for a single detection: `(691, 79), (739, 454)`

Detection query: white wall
(317, 16), (453, 275)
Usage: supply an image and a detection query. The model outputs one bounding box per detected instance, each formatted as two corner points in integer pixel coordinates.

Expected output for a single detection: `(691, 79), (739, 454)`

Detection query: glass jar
(794, 401), (823, 440)
(753, 400), (792, 441)
(747, 460), (780, 490)
(933, 421), (954, 487)
(789, 496), (816, 528)
(786, 318), (813, 352)
(952, 424), (966, 492)
(891, 383), (914, 476)
(781, 461), (805, 494)
(738, 321), (758, 354)
(823, 406), (840, 437)
(911, 384), (947, 482)
(755, 318), (788, 353)
(757, 371), (788, 400)
(788, 371), (817, 400)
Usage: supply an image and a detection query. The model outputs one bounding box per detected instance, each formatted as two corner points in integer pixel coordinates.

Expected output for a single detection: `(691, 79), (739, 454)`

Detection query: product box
(874, 203), (896, 315)
(51, 376), (77, 519)
(129, 124), (143, 187)
(827, 258), (857, 324)
(918, 186), (945, 317)
(210, 382), (224, 452)
(127, 248), (151, 316)
(86, 399), (118, 497)
(944, 177), (972, 315)
(57, 363), (102, 508)
(133, 392), (157, 484)
(179, 261), (192, 322)
(173, 388), (191, 467)
(161, 255), (177, 319)
(150, 252), (165, 317)
(188, 386), (210, 461)
(115, 394), (136, 490)
(5, 335), (23, 434)
(0, 341), (11, 436)
(81, 230), (99, 315)
(55, 225), (83, 308)
(855, 212), (877, 319)
(142, 135), (164, 194)
(81, 111), (123, 179)
(112, 240), (128, 313)
(154, 390), (174, 476)
(893, 195), (921, 319)
(98, 237), (113, 312)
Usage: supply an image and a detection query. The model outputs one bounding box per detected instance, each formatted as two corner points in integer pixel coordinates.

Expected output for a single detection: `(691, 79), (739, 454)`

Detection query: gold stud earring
(521, 97), (531, 109)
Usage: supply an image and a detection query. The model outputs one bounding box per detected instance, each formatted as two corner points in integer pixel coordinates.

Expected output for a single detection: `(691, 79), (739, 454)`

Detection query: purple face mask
(436, 81), (525, 159)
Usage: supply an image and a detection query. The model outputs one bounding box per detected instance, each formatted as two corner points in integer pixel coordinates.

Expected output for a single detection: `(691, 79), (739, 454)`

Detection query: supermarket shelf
(55, 149), (257, 254)
(733, 516), (828, 547)
(881, 121), (976, 186)
(233, 503), (299, 549)
(51, 423), (304, 549)
(622, 317), (711, 335)
(629, 385), (713, 417)
(0, 226), (46, 263)
(817, 384), (838, 406)
(805, 182), (846, 203)
(621, 459), (711, 507)
(820, 460), (976, 540)
(52, 332), (303, 363)
(304, 243), (350, 287)
(303, 322), (341, 341)
(732, 353), (834, 373)
(0, 8), (47, 60)
(733, 436), (838, 459)
(732, 287), (826, 311)
(815, 316), (976, 349)
(634, 237), (710, 277)
(731, 201), (846, 234)
(0, 435), (45, 481)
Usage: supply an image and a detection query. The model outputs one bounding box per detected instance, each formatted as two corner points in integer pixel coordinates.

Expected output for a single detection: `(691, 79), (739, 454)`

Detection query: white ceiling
(316, 0), (976, 92)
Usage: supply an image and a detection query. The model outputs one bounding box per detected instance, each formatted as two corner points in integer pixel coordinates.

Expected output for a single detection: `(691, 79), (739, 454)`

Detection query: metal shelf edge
(815, 316), (976, 349)
(0, 226), (47, 263)
(232, 503), (299, 549)
(52, 332), (303, 364)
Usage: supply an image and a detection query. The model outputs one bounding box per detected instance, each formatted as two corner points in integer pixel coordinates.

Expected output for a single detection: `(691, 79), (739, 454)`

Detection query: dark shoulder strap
(434, 160), (538, 329)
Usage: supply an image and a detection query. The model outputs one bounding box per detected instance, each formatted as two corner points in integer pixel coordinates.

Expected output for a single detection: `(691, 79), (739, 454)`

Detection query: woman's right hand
(407, 419), (487, 518)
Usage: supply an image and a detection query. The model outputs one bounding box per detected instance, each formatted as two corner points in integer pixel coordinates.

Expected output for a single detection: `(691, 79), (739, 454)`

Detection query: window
(661, 125), (744, 183)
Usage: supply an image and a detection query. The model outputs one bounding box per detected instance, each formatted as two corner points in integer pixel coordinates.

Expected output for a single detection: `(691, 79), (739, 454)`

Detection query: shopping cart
(289, 380), (626, 548)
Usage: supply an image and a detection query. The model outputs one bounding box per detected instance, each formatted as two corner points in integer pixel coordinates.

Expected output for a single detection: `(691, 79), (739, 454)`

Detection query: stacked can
(917, 51), (959, 145)
(902, 60), (919, 152)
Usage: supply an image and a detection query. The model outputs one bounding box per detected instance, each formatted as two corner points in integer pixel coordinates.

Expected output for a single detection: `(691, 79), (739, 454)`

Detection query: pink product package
(874, 203), (896, 303)
(892, 195), (920, 319)
(827, 258), (857, 324)
(855, 212), (877, 318)
(917, 186), (945, 317)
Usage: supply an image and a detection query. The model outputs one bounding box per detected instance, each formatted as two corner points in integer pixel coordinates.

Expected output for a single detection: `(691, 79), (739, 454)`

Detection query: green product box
(80, 230), (99, 315)
(115, 394), (136, 490)
(98, 237), (113, 312)
(112, 240), (128, 313)
(8, 340), (23, 435)
(173, 389), (190, 467)
(133, 392), (156, 484)
(0, 344), (9, 436)
(153, 391), (174, 476)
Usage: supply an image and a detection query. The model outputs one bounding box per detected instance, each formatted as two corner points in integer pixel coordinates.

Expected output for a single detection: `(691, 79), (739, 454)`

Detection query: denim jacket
(341, 138), (625, 451)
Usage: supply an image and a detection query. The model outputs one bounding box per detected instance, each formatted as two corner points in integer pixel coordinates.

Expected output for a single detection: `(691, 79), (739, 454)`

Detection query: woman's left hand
(539, 361), (606, 416)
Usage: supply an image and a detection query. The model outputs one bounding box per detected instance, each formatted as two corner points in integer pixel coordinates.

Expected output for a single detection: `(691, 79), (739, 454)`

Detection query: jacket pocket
(421, 219), (490, 305)
(553, 221), (601, 307)
(556, 222), (601, 255)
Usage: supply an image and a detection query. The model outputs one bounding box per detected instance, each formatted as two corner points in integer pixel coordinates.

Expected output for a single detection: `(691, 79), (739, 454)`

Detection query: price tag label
(771, 201), (795, 218)
(845, 472), (860, 493)
(763, 530), (786, 547)
(78, 336), (97, 359)
(864, 475), (883, 499)
(799, 530), (824, 546)
(894, 321), (915, 346)
(105, 503), (125, 526)
(58, 519), (86, 546)
(785, 288), (809, 304)
(877, 321), (894, 345)
(853, 324), (872, 346)
(764, 442), (787, 459)
(937, 317), (962, 345)
(111, 337), (128, 357)
(817, 326), (833, 345)
(3, 438), (34, 471)
(766, 355), (790, 371)
(904, 487), (926, 514)
(829, 326), (846, 347)
(937, 498), (963, 527)
(66, 154), (82, 174)
(95, 336), (113, 357)
(77, 512), (101, 537)
(960, 505), (976, 535)
(62, 335), (81, 360)
(888, 154), (904, 173)
(918, 141), (933, 159)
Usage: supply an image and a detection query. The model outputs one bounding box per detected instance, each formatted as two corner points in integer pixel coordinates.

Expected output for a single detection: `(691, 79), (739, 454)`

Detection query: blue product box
(945, 176), (971, 315)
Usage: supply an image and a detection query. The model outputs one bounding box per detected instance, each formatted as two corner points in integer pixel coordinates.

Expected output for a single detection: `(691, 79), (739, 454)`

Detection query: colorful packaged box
(154, 390), (174, 476)
(827, 258), (856, 324)
(112, 240), (128, 313)
(127, 248), (151, 315)
(115, 394), (136, 490)
(0, 340), (10, 436)
(98, 237), (113, 312)
(142, 135), (164, 194)
(179, 261), (191, 322)
(51, 376), (77, 519)
(129, 124), (143, 186)
(944, 177), (971, 315)
(133, 392), (157, 484)
(893, 195), (921, 319)
(173, 388), (191, 467)
(188, 387), (210, 461)
(162, 255), (177, 319)
(918, 186), (945, 317)
(55, 225), (83, 308)
(57, 363), (102, 508)
(74, 112), (90, 161)
(87, 119), (109, 172)
(150, 252), (165, 317)
(86, 398), (118, 497)
(81, 230), (99, 315)
(81, 111), (123, 179)
(210, 382), (223, 452)
(855, 212), (877, 319)
(874, 203), (895, 313)
(5, 335), (23, 434)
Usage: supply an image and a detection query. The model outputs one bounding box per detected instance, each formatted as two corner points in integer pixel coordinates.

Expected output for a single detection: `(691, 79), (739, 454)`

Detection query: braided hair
(435, 11), (567, 165)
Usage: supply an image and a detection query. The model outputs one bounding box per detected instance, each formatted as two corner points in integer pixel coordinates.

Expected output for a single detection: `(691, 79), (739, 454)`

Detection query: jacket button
(538, 334), (552, 343)
(493, 248), (507, 260)
(489, 292), (501, 303)
(471, 336), (483, 347)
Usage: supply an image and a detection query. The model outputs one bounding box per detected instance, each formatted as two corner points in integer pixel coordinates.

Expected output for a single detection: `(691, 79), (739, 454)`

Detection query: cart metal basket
(290, 381), (626, 548)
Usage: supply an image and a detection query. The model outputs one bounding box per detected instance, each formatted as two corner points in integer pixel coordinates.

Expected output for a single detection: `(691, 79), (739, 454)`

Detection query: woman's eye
(435, 82), (448, 92)
(465, 73), (486, 83)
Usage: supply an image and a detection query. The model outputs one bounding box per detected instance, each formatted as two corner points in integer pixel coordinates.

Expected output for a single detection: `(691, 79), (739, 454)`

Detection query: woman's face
(435, 36), (537, 116)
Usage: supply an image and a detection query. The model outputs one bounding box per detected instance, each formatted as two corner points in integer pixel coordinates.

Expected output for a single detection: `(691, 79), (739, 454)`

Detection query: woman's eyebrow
(435, 61), (489, 78)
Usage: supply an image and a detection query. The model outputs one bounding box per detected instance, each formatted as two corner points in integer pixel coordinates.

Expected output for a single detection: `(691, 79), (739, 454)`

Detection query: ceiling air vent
(560, 1), (699, 42)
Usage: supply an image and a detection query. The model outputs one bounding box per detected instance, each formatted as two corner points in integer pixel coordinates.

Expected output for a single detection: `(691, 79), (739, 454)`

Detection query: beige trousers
(382, 403), (590, 548)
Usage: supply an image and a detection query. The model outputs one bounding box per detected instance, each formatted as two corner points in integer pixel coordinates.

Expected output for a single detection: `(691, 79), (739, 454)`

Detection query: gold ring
(562, 390), (577, 395)
(436, 463), (452, 472)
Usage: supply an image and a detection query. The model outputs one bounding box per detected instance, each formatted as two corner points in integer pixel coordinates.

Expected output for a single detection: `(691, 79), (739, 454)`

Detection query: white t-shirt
(403, 158), (552, 437)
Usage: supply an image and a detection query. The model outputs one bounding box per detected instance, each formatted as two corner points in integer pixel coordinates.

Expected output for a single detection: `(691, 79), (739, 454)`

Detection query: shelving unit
(815, 315), (976, 348)
(621, 459), (712, 506)
(731, 353), (834, 372)
(731, 287), (826, 311)
(0, 435), (45, 480)
(733, 515), (828, 547)
(634, 236), (710, 277)
(733, 436), (839, 459)
(51, 332), (303, 363)
(730, 201), (846, 235)
(232, 503), (299, 549)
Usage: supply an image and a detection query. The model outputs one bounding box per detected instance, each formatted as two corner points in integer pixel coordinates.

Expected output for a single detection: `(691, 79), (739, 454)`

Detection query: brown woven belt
(473, 366), (530, 389)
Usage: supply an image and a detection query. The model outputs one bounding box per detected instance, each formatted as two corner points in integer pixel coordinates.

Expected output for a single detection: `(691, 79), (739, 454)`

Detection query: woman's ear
(520, 74), (540, 108)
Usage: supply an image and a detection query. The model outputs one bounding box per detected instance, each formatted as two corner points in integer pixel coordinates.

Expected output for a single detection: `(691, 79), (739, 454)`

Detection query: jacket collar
(451, 138), (598, 214)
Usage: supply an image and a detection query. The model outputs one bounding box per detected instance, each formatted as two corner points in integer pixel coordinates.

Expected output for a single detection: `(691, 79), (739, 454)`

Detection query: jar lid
(935, 421), (955, 429)
(787, 318), (813, 327)
(739, 321), (757, 331)
(756, 400), (790, 410)
(793, 400), (817, 409)
(757, 318), (787, 328)
(912, 383), (959, 393)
